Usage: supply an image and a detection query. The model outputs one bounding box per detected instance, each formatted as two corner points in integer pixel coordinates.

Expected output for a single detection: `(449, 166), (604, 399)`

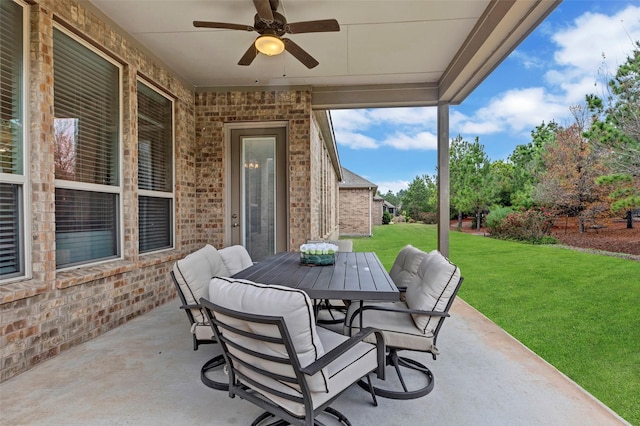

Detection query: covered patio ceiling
(90, 0), (561, 109)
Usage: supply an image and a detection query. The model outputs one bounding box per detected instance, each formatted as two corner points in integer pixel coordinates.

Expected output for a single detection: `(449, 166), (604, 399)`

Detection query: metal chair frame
(170, 270), (227, 391)
(346, 276), (463, 400)
(200, 297), (385, 426)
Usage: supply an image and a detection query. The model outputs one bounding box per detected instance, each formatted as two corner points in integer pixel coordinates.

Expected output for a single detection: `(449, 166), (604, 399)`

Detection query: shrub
(417, 212), (437, 224)
(382, 211), (392, 225)
(486, 207), (515, 233)
(490, 209), (555, 243)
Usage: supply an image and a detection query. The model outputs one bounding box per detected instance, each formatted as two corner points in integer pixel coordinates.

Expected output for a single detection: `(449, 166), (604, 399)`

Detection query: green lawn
(349, 223), (640, 425)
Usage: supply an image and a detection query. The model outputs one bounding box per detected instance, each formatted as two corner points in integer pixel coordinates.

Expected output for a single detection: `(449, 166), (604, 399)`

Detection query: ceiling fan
(193, 0), (340, 69)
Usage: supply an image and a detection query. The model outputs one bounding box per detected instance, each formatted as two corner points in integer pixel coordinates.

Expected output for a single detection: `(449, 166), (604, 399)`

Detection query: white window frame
(136, 79), (175, 254)
(52, 24), (124, 271)
(0, 0), (31, 283)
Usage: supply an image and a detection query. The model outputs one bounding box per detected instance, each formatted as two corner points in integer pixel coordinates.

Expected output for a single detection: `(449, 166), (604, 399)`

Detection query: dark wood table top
(231, 251), (399, 302)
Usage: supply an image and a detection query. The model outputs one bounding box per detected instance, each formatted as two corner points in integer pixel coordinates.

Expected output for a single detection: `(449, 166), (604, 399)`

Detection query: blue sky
(331, 0), (640, 194)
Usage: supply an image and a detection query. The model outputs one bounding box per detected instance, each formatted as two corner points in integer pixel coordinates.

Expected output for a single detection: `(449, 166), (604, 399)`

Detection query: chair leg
(364, 374), (378, 407)
(357, 349), (435, 400)
(251, 408), (351, 426)
(200, 354), (229, 391)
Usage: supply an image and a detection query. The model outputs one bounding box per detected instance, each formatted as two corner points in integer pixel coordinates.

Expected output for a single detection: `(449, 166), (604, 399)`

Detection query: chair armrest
(179, 303), (201, 310)
(300, 327), (386, 379)
(346, 304), (450, 330)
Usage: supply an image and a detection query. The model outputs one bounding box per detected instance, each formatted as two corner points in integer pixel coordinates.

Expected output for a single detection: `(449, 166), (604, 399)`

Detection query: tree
(401, 174), (436, 221)
(534, 108), (610, 232)
(508, 121), (558, 209)
(490, 160), (515, 207)
(380, 189), (400, 208)
(586, 42), (640, 228)
(450, 135), (498, 230)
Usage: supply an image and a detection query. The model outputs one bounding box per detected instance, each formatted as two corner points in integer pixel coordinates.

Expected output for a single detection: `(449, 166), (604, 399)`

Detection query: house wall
(194, 90), (338, 250)
(0, 0), (197, 383)
(373, 199), (384, 226)
(0, 0), (340, 383)
(310, 118), (340, 240)
(339, 188), (373, 236)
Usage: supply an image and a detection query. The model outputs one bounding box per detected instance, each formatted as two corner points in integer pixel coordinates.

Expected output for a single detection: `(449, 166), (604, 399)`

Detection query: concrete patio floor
(0, 298), (629, 426)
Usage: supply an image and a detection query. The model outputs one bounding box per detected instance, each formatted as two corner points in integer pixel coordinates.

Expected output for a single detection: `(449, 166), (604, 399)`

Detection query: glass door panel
(242, 136), (276, 261)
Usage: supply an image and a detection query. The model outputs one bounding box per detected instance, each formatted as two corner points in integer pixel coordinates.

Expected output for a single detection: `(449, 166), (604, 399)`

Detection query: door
(230, 127), (287, 261)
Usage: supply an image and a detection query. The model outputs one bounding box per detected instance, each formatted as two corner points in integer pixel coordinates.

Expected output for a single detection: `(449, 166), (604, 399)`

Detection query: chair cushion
(344, 301), (437, 352)
(406, 250), (461, 334)
(208, 277), (328, 393)
(263, 326), (378, 417)
(173, 244), (230, 324)
(389, 245), (429, 292)
(218, 245), (253, 275)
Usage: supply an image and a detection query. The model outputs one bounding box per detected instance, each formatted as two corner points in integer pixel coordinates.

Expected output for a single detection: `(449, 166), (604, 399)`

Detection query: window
(0, 0), (26, 280)
(137, 82), (174, 253)
(53, 28), (121, 269)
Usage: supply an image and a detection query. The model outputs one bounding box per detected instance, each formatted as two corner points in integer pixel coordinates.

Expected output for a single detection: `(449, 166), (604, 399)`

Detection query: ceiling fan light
(255, 35), (285, 56)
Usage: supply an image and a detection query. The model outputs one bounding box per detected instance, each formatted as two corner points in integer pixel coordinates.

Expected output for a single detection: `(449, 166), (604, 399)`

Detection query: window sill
(2, 251), (182, 303)
(56, 260), (136, 289)
(0, 279), (48, 305)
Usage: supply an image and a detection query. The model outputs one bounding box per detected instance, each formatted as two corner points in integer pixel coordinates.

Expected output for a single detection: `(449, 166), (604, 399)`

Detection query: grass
(349, 223), (640, 425)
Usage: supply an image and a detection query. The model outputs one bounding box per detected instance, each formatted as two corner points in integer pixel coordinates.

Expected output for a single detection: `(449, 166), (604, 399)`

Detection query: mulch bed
(451, 216), (640, 258)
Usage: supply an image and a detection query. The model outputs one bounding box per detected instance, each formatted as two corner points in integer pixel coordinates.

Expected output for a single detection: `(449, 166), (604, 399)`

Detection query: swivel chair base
(357, 350), (434, 400)
(200, 354), (228, 391)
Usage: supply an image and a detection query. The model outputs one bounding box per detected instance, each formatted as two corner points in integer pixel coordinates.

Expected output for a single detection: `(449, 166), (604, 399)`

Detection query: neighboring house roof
(383, 200), (395, 208)
(339, 168), (378, 191)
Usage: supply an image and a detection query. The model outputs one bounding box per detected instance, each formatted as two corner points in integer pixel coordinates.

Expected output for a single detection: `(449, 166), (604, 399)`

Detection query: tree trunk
(476, 210), (482, 230)
(457, 211), (463, 230)
(579, 216), (585, 233)
(626, 210), (634, 229)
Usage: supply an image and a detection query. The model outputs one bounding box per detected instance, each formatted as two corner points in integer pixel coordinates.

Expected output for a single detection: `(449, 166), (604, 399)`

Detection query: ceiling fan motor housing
(253, 11), (288, 36)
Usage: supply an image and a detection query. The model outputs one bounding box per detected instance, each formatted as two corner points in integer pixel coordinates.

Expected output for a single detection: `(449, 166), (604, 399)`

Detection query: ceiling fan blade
(238, 43), (258, 66)
(283, 38), (319, 69)
(193, 21), (254, 31)
(286, 19), (340, 34)
(253, 0), (274, 23)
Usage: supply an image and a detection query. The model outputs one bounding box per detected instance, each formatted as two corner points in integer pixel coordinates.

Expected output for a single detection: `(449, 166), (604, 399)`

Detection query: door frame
(223, 121), (289, 250)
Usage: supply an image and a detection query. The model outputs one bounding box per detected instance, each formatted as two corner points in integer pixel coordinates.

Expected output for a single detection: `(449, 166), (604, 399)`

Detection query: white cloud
(382, 131), (437, 150)
(510, 50), (546, 69)
(334, 130), (379, 149)
(551, 6), (640, 79)
(462, 87), (567, 136)
(377, 180), (410, 194)
(330, 109), (372, 132)
(368, 107), (437, 126)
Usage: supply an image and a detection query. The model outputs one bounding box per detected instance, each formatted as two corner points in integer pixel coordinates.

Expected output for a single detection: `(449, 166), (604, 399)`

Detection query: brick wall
(373, 199), (384, 226)
(310, 118), (339, 240)
(339, 188), (373, 236)
(0, 0), (340, 383)
(194, 90), (318, 250)
(0, 0), (197, 382)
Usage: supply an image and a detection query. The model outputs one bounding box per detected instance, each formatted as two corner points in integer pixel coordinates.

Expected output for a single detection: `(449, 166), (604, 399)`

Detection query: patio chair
(344, 247), (463, 399)
(200, 277), (386, 426)
(171, 244), (231, 390)
(219, 244), (254, 276)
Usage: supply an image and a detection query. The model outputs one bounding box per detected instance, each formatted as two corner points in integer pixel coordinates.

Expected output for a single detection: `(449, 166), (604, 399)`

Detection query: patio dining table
(231, 251), (399, 303)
